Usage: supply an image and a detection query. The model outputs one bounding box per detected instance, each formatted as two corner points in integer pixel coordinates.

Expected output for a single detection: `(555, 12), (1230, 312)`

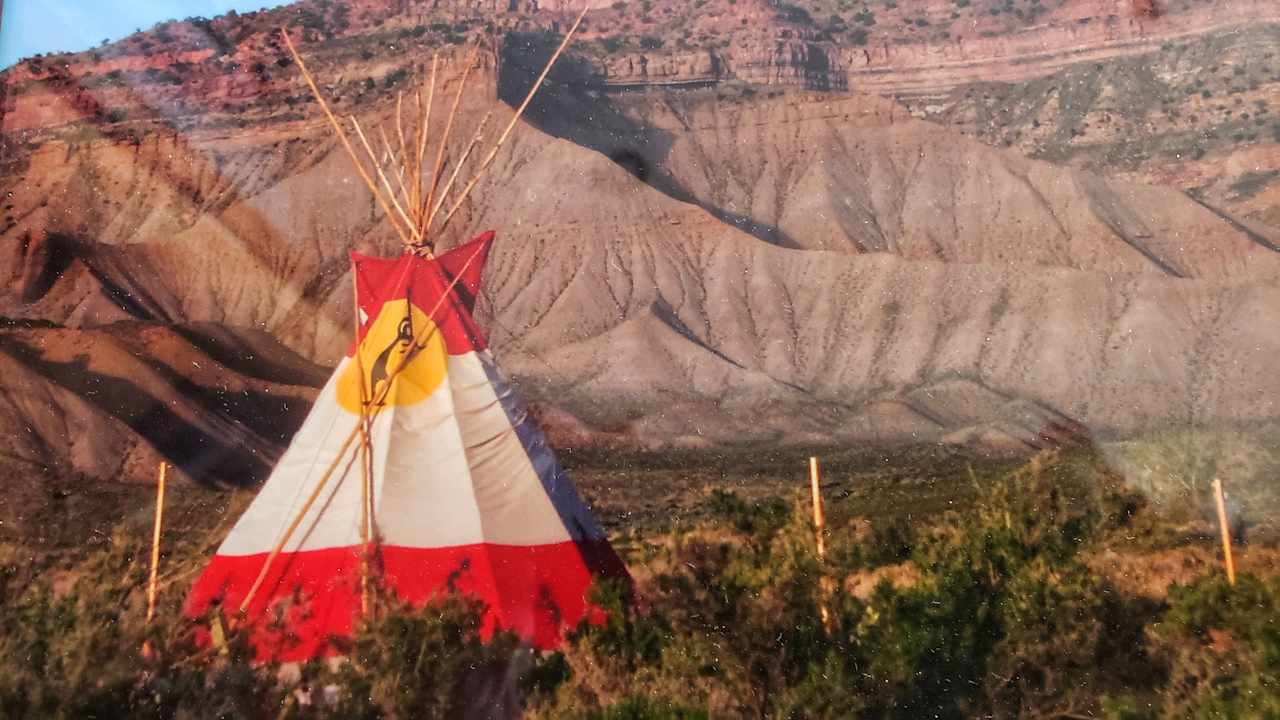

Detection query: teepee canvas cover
(186, 233), (628, 662)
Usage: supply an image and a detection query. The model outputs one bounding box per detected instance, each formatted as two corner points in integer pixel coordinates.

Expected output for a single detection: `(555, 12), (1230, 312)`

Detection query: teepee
(185, 10), (628, 662)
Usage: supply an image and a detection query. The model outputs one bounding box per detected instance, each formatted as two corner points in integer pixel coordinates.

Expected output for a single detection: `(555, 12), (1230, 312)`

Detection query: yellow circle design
(337, 298), (447, 415)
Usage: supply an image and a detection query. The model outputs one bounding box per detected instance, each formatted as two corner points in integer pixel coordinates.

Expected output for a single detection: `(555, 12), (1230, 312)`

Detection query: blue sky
(0, 0), (291, 68)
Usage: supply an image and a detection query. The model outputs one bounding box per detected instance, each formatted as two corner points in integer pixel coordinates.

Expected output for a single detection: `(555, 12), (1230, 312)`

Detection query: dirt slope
(0, 5), (1277, 483)
(0, 321), (322, 493)
(599, 89), (1280, 279)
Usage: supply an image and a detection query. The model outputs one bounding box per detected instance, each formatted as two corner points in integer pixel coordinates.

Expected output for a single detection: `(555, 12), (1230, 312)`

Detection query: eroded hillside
(0, 0), (1278, 489)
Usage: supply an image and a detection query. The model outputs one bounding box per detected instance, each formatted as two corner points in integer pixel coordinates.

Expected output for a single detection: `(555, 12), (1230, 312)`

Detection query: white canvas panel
(473, 351), (610, 544)
(215, 350), (588, 556)
(369, 367), (489, 549)
(218, 360), (367, 555)
(447, 351), (578, 546)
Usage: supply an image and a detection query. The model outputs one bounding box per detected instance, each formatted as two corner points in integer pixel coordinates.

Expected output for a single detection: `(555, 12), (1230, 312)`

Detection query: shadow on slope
(497, 31), (802, 249)
(172, 323), (331, 388)
(0, 325), (318, 486)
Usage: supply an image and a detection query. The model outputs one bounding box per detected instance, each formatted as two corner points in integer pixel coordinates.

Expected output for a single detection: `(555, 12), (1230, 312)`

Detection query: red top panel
(348, 232), (495, 357)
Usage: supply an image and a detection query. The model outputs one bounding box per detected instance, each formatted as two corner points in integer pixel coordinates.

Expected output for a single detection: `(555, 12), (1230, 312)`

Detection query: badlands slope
(0, 38), (1277, 487)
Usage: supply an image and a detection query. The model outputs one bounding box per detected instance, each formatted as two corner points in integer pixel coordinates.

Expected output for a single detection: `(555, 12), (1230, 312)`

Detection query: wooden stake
(209, 611), (230, 657)
(1213, 477), (1236, 586)
(810, 456), (833, 632)
(809, 456), (826, 560)
(146, 461), (168, 625)
(361, 415), (376, 617)
(142, 460), (168, 659)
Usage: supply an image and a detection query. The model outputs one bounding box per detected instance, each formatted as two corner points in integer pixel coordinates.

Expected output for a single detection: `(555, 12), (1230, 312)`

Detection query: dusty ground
(563, 442), (1024, 535)
(4, 440), (1274, 607)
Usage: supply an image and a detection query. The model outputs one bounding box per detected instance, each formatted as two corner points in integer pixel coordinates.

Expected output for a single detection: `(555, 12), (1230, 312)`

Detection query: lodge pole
(414, 54), (439, 222)
(422, 41), (483, 243)
(436, 5), (590, 235)
(353, 273), (373, 616)
(279, 29), (414, 247)
(1212, 477), (1236, 586)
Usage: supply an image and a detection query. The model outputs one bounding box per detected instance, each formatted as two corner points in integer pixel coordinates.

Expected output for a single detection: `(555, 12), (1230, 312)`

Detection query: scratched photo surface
(1, 1), (1278, 718)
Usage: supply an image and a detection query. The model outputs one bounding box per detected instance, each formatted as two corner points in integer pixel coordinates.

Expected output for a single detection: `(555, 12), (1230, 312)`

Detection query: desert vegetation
(1, 447), (1276, 719)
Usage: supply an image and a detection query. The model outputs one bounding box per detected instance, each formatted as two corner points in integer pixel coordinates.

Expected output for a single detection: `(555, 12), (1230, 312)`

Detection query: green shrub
(0, 448), (1274, 718)
(1153, 573), (1280, 717)
(0, 532), (282, 720)
(318, 593), (523, 719)
(706, 489), (788, 538)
